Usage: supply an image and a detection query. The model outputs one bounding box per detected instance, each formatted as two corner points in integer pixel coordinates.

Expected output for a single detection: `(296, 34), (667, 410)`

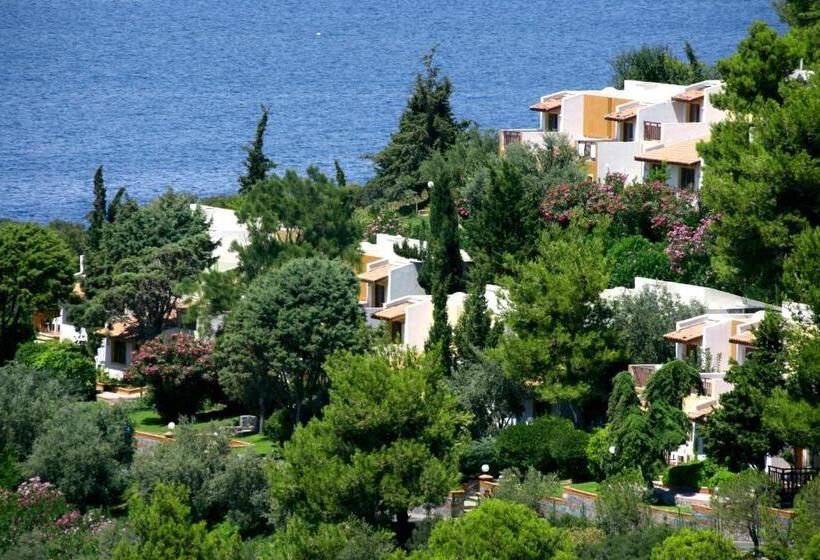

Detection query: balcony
(498, 129), (548, 151)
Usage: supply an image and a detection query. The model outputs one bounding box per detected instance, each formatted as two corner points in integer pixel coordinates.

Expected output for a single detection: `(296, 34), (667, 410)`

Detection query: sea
(0, 0), (783, 223)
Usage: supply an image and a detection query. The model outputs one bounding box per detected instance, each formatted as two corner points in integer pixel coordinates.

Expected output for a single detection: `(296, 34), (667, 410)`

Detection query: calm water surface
(0, 0), (782, 222)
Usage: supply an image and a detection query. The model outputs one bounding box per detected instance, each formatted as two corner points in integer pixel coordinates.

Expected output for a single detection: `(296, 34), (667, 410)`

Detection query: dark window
(374, 283), (386, 307)
(688, 103), (701, 123)
(680, 167), (696, 188)
(112, 340), (127, 365)
(547, 113), (559, 131)
(389, 321), (403, 343)
(622, 121), (635, 142)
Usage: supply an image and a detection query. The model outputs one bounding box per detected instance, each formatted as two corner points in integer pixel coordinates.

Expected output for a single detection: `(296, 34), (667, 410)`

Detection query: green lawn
(569, 481), (600, 494)
(652, 504), (694, 514)
(128, 408), (274, 455)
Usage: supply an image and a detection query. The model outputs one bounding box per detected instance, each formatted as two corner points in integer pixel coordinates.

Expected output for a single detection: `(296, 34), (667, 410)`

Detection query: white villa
(499, 79), (726, 189)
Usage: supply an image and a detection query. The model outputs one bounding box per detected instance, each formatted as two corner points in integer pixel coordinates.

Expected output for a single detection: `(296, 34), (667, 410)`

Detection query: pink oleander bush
(0, 477), (110, 555)
(664, 214), (720, 273)
(126, 332), (217, 420)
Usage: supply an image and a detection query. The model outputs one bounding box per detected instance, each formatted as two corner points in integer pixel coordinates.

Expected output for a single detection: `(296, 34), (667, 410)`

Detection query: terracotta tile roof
(729, 330), (756, 346)
(664, 322), (705, 343)
(604, 106), (639, 121)
(372, 303), (410, 321)
(96, 320), (137, 339)
(358, 265), (393, 283)
(529, 95), (565, 113)
(672, 89), (705, 102)
(635, 137), (706, 167)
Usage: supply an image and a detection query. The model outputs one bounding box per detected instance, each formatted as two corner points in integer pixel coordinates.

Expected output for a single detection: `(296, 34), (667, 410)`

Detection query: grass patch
(652, 504), (694, 514)
(569, 481), (600, 494)
(128, 408), (274, 455)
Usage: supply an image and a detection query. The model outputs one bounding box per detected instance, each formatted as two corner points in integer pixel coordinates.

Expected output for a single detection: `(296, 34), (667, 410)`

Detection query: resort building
(499, 80), (725, 189)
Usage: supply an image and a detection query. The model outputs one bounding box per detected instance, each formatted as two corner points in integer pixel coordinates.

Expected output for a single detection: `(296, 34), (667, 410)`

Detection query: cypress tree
(426, 176), (465, 293)
(425, 274), (453, 374)
(453, 280), (492, 362)
(238, 105), (275, 194)
(87, 166), (106, 250)
(334, 160), (346, 187)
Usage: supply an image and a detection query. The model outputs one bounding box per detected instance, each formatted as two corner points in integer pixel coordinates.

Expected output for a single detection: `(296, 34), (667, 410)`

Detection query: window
(621, 121), (634, 142)
(644, 121), (661, 141)
(389, 320), (403, 343)
(680, 167), (696, 188)
(374, 283), (386, 307)
(112, 340), (127, 365)
(546, 113), (559, 131)
(687, 103), (701, 123)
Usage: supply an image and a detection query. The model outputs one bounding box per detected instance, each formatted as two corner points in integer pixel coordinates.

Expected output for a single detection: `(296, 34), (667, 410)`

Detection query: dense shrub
(25, 402), (134, 507)
(259, 516), (398, 560)
(792, 477), (820, 557)
(596, 470), (648, 535)
(126, 332), (217, 421)
(650, 529), (739, 560)
(262, 408), (294, 444)
(15, 341), (97, 400)
(607, 236), (672, 288)
(495, 415), (589, 479)
(493, 467), (560, 511)
(663, 462), (702, 490)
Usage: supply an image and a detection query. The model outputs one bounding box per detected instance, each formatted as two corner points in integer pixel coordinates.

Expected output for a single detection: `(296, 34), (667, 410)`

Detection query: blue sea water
(0, 0), (782, 223)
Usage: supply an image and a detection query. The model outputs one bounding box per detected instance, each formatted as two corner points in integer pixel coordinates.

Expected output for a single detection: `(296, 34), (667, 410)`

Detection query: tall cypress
(238, 105), (275, 194)
(453, 279), (492, 362)
(334, 160), (346, 187)
(426, 176), (465, 293)
(425, 274), (453, 375)
(87, 166), (106, 250)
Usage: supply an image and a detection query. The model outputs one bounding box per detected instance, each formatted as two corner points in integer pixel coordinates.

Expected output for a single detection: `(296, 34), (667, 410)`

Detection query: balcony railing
(770, 466), (818, 507)
(644, 121), (661, 141)
(498, 129), (548, 151)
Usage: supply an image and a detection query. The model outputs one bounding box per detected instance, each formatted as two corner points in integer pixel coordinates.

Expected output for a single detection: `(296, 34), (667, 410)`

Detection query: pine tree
(238, 105), (275, 194)
(366, 49), (466, 203)
(87, 166), (106, 250)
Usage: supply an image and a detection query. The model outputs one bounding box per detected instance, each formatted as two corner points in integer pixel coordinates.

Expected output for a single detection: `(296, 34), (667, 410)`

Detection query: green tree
(607, 371), (641, 426)
(610, 286), (705, 364)
(0, 363), (76, 461)
(410, 499), (573, 560)
(498, 226), (622, 422)
(270, 351), (469, 541)
(426, 174), (465, 294)
(782, 226), (820, 322)
(215, 257), (365, 430)
(238, 105), (275, 194)
(425, 276), (453, 374)
(0, 222), (75, 362)
(710, 469), (776, 555)
(15, 341), (96, 400)
(88, 165), (107, 250)
(334, 159), (347, 187)
(791, 477), (820, 558)
(366, 49), (466, 203)
(642, 361), (701, 409)
(453, 280), (493, 363)
(26, 402), (133, 507)
(494, 415), (589, 480)
(703, 312), (786, 470)
(650, 529), (740, 560)
(701, 20), (817, 300)
(48, 219), (87, 258)
(79, 190), (215, 341)
(579, 526), (676, 560)
(112, 482), (241, 560)
(235, 167), (359, 279)
(609, 43), (717, 89)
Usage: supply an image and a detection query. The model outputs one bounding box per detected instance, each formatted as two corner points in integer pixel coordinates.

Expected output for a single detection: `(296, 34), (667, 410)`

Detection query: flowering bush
(665, 214), (720, 274)
(126, 333), (216, 420)
(364, 209), (402, 242)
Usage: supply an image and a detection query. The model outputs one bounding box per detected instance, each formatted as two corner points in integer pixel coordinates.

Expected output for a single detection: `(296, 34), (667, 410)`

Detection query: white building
(500, 80), (726, 189)
(190, 204), (249, 272)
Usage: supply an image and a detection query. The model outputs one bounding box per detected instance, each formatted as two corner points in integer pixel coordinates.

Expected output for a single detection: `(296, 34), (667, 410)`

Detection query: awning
(635, 137), (706, 167)
(529, 96), (564, 113)
(729, 330), (756, 346)
(672, 89), (705, 103)
(372, 303), (410, 321)
(604, 106), (638, 121)
(358, 266), (392, 283)
(664, 323), (704, 344)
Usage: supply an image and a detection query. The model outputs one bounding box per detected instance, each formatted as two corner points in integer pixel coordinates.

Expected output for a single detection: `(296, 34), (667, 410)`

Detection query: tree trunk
(257, 396), (266, 435)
